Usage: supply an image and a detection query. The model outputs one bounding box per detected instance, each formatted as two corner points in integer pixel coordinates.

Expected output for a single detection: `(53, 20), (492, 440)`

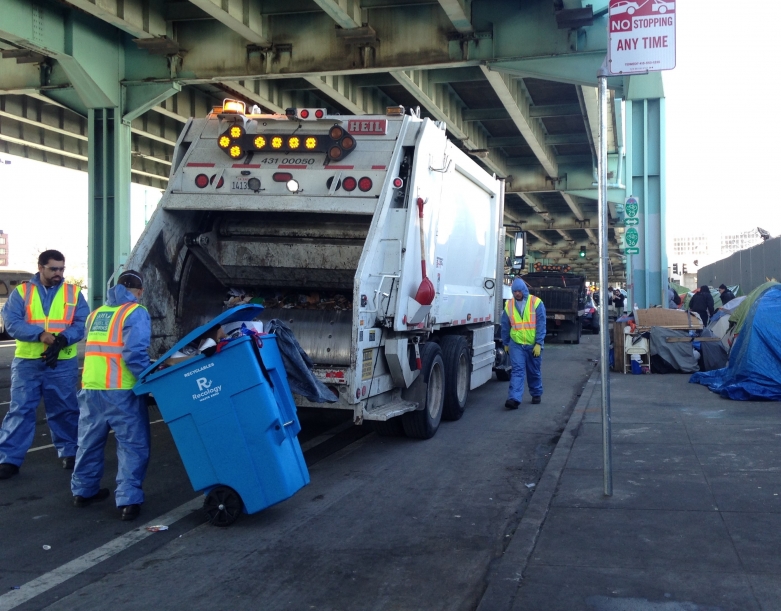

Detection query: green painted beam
(391, 68), (509, 178)
(123, 82), (182, 122)
(88, 108), (131, 308)
(480, 66), (558, 177)
(0, 0), (122, 107)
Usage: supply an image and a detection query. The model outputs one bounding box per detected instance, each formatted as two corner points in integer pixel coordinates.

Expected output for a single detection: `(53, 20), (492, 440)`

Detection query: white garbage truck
(125, 100), (507, 439)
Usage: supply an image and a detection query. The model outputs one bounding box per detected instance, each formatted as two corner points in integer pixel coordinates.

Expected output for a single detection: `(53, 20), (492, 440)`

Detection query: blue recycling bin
(134, 305), (309, 526)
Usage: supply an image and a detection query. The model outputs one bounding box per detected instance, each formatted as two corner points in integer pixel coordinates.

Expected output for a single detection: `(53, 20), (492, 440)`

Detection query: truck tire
(368, 417), (405, 437)
(440, 335), (470, 421)
(402, 343), (445, 439)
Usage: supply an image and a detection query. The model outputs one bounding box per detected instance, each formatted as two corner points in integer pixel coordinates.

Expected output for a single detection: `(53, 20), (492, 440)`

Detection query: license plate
(554, 314), (565, 320)
(231, 180), (249, 191)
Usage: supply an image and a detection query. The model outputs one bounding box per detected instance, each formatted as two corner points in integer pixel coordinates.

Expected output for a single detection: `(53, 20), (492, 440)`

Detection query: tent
(730, 281), (779, 333)
(690, 285), (781, 400)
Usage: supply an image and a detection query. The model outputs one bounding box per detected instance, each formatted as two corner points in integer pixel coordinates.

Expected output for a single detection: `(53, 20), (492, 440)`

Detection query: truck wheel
(204, 486), (243, 527)
(402, 343), (445, 439)
(494, 341), (511, 381)
(368, 417), (405, 437)
(440, 335), (470, 421)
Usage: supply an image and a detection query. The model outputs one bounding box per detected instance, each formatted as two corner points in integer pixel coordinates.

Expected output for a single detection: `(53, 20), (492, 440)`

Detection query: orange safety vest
(82, 302), (144, 390)
(505, 295), (541, 345)
(14, 282), (79, 360)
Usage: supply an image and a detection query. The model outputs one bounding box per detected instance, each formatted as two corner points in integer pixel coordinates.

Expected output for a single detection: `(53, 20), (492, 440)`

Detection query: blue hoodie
(104, 284), (152, 378)
(1, 272), (90, 346)
(501, 278), (547, 346)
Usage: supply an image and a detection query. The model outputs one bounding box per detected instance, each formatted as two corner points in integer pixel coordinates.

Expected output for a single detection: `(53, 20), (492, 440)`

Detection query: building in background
(0, 230), (8, 267)
(669, 228), (767, 289)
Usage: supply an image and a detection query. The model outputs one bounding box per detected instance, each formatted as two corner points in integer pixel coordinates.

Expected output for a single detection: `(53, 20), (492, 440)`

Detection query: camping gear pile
(690, 282), (781, 401)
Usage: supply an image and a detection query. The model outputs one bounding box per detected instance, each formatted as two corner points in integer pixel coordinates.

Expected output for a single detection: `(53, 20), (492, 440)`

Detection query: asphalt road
(0, 335), (598, 610)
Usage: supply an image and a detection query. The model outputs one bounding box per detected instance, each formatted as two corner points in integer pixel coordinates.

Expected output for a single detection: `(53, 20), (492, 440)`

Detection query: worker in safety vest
(501, 277), (546, 409)
(71, 271), (151, 521)
(0, 250), (89, 480)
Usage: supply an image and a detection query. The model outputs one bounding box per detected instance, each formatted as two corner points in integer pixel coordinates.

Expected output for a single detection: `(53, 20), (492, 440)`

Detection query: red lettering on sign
(346, 119), (387, 135)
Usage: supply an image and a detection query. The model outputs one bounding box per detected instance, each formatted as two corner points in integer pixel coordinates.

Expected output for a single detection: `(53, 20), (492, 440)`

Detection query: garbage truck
(124, 100), (506, 439)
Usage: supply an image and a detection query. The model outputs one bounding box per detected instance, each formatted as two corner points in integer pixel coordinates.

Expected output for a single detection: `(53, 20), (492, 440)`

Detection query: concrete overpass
(0, 0), (668, 306)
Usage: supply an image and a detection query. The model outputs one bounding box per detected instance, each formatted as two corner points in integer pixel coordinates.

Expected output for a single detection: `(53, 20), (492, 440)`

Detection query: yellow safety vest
(14, 282), (79, 360)
(82, 302), (145, 390)
(505, 295), (541, 345)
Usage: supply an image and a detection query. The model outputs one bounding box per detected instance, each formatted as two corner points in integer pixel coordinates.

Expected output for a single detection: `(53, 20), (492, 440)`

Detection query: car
(609, 1), (641, 16)
(580, 295), (600, 335)
(651, 0), (674, 13)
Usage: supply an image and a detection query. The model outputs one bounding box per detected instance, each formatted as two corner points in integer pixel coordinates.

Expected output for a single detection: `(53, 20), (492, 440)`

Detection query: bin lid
(136, 304), (265, 383)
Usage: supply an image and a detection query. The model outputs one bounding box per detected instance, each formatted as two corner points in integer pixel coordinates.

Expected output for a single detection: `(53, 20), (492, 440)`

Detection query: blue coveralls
(0, 274), (90, 466)
(501, 279), (547, 403)
(71, 285), (152, 507)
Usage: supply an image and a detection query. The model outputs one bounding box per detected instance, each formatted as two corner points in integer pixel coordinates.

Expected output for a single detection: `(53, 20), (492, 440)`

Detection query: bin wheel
(204, 486), (243, 527)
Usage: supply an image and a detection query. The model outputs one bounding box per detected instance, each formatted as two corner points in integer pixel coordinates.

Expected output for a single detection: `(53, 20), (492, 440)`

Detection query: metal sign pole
(598, 61), (613, 497)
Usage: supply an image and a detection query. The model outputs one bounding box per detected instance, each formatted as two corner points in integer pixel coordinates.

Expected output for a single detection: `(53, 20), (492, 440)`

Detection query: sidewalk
(479, 370), (781, 611)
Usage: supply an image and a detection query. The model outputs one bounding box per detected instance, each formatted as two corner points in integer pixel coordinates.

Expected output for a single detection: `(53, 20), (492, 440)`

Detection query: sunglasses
(43, 266), (65, 272)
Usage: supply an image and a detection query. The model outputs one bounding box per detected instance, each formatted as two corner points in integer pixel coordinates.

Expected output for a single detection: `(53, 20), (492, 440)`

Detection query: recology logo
(193, 377), (222, 401)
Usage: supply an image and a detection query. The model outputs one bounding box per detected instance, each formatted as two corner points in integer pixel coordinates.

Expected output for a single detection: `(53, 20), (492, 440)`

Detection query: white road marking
(0, 401), (9, 406)
(26, 420), (166, 454)
(299, 420), (354, 452)
(0, 497), (204, 611)
(0, 417), (351, 610)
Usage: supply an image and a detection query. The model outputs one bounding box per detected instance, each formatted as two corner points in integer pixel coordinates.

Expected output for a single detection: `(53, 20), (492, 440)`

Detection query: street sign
(625, 217), (639, 226)
(625, 247), (640, 255)
(624, 196), (639, 218)
(625, 227), (639, 248)
(608, 0), (676, 75)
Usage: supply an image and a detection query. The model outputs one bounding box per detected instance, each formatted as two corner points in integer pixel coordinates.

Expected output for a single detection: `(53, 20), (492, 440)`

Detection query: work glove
(532, 343), (542, 358)
(504, 345), (509, 354)
(41, 334), (69, 369)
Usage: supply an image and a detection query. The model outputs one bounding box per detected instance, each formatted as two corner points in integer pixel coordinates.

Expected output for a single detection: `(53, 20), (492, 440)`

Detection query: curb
(476, 368), (599, 611)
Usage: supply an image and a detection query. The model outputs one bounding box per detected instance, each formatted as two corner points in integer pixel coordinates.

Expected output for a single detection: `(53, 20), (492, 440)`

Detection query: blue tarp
(689, 285), (781, 401)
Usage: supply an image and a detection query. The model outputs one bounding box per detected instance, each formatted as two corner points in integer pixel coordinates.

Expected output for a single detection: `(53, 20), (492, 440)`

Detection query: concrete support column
(625, 96), (666, 308)
(88, 108), (131, 309)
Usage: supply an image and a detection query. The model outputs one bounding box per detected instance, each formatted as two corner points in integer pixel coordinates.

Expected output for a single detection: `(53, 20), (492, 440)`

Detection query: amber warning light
(217, 122), (357, 161)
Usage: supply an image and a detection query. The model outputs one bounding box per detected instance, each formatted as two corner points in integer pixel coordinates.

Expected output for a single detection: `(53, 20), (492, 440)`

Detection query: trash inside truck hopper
(125, 101), (505, 438)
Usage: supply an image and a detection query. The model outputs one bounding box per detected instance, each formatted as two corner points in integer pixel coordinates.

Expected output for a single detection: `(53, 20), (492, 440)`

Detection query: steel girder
(0, 0), (652, 285)
(392, 68), (508, 178)
(304, 75), (394, 116)
(480, 66), (557, 178)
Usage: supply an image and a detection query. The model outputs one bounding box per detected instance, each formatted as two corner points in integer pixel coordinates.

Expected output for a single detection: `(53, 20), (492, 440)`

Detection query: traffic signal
(682, 264), (688, 274)
(579, 246), (586, 258)
(672, 263), (678, 274)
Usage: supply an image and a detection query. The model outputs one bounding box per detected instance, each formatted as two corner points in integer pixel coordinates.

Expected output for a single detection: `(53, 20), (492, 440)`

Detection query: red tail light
(273, 172), (293, 182)
(195, 174), (209, 189)
(315, 109), (325, 118)
(300, 109), (310, 119)
(342, 177), (357, 192)
(358, 177), (373, 192)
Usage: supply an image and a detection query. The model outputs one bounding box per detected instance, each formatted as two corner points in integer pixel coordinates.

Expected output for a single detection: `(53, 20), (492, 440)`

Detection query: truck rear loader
(124, 101), (506, 439)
